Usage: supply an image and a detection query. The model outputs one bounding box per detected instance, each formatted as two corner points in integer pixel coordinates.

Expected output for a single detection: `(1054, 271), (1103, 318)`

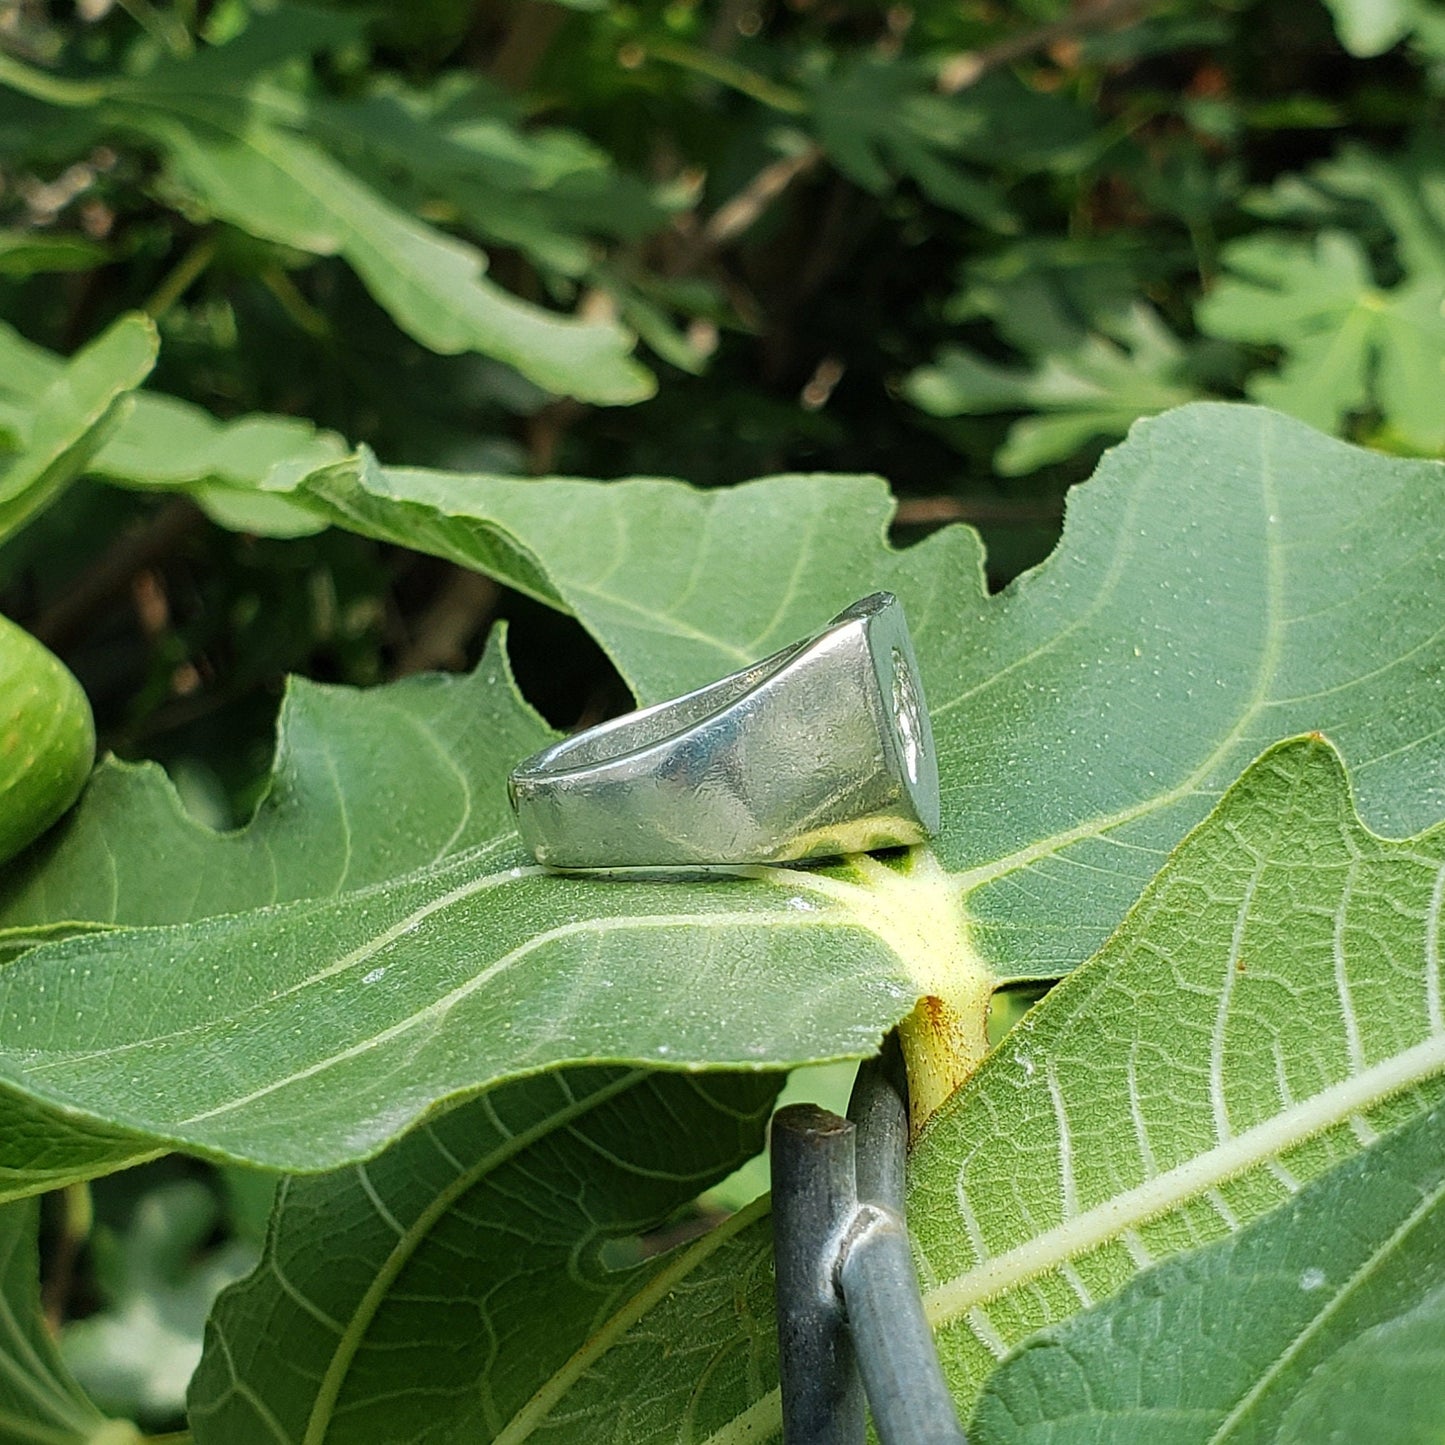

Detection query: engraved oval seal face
(891, 646), (922, 786)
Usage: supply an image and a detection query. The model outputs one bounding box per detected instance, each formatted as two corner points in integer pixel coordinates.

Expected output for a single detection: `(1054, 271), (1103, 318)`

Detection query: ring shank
(508, 593), (939, 869)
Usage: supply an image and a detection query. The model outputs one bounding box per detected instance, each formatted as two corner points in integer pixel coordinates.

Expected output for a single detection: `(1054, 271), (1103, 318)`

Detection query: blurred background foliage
(0, 1), (1441, 1423)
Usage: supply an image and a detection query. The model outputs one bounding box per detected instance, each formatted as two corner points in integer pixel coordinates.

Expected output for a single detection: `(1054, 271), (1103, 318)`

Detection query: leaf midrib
(15, 840), (538, 1073)
(921, 1031), (1445, 1328)
(173, 909), (823, 1131)
(950, 417), (1285, 895)
(497, 1195), (772, 1444)
(10, 846), (977, 1148)
(301, 1069), (650, 1445)
(1207, 1174), (1445, 1442)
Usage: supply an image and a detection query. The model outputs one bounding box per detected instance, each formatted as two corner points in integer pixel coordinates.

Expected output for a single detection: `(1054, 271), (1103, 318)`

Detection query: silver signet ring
(506, 592), (940, 869)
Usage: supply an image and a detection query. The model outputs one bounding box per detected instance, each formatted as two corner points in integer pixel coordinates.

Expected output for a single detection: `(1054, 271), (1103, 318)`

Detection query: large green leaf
(126, 111), (652, 406)
(291, 404), (1445, 968)
(308, 79), (671, 279)
(187, 1067), (779, 1444)
(0, 314), (157, 543)
(967, 1101), (1445, 1442)
(0, 836), (915, 1170)
(287, 455), (983, 701)
(0, 1199), (141, 1445)
(0, 405), (1441, 1186)
(0, 7), (653, 405)
(538, 738), (1445, 1439)
(909, 737), (1445, 1417)
(0, 637), (552, 1195)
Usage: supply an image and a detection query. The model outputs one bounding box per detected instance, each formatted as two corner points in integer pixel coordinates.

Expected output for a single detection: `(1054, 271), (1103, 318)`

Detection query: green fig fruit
(0, 614), (94, 865)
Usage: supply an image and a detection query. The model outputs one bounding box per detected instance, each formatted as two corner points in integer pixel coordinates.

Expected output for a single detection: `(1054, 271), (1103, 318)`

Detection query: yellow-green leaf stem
(757, 851), (994, 1130)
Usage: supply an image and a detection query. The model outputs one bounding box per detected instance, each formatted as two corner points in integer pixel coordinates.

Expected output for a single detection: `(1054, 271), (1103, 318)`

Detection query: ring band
(506, 592), (939, 869)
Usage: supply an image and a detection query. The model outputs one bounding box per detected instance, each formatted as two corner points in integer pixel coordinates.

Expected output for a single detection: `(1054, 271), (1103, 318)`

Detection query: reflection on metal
(507, 593), (939, 869)
(771, 1035), (968, 1444)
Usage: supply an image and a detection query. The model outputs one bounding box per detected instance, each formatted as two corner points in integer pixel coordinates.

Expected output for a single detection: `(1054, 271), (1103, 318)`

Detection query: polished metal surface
(506, 591), (940, 869)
